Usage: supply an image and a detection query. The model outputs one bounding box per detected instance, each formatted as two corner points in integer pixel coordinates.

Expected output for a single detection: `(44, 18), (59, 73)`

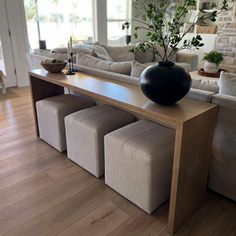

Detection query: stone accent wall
(217, 3), (236, 65)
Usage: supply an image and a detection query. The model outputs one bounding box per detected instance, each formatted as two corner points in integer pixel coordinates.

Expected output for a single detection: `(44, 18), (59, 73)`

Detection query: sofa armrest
(212, 94), (236, 110)
(186, 88), (215, 102)
(176, 52), (198, 71)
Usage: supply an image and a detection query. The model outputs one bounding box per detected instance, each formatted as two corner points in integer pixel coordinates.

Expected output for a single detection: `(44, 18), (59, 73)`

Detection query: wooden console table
(29, 69), (217, 234)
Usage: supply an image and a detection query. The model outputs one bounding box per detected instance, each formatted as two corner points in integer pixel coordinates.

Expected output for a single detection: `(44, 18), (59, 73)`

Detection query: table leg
(168, 107), (217, 233)
(29, 76), (64, 136)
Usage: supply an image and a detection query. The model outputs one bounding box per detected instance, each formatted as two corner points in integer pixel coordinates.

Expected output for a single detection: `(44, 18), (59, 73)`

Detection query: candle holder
(70, 52), (76, 73)
(66, 53), (75, 75)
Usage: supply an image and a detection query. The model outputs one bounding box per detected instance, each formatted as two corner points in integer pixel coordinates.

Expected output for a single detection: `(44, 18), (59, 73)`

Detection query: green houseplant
(203, 51), (224, 73)
(122, 0), (232, 105)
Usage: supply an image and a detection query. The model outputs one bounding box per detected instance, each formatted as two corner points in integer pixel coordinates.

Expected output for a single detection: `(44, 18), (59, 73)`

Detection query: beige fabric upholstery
(65, 105), (135, 177)
(131, 61), (147, 77)
(176, 52), (198, 71)
(186, 88), (215, 102)
(175, 62), (192, 72)
(93, 45), (113, 61)
(74, 64), (139, 85)
(192, 79), (219, 93)
(135, 48), (154, 63)
(101, 44), (135, 62)
(105, 120), (175, 214)
(51, 44), (96, 56)
(209, 94), (236, 201)
(76, 53), (132, 75)
(36, 95), (95, 152)
(219, 71), (236, 97)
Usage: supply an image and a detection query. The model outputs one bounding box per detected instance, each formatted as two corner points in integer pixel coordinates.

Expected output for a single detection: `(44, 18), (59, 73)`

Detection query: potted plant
(123, 0), (231, 105)
(203, 51), (224, 73)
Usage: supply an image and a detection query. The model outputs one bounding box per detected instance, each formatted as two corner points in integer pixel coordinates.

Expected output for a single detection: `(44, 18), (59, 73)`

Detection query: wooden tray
(198, 68), (226, 78)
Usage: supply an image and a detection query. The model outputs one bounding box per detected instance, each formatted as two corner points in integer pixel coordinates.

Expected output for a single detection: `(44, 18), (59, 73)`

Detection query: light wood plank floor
(0, 87), (235, 236)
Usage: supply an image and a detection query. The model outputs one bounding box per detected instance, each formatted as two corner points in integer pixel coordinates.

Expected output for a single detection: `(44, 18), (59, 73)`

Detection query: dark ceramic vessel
(140, 62), (192, 105)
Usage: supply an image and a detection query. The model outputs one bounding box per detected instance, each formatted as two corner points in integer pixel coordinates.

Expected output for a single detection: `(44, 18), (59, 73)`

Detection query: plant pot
(204, 61), (219, 73)
(140, 62), (191, 105)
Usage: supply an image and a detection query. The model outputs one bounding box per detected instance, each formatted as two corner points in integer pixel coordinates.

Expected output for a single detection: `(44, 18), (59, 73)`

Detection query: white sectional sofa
(27, 42), (198, 73)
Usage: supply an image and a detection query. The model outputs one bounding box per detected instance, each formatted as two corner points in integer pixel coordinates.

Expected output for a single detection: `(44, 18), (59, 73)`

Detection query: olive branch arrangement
(122, 0), (233, 63)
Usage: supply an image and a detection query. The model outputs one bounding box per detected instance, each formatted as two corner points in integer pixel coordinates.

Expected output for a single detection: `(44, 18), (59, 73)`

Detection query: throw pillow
(219, 71), (236, 96)
(131, 61), (148, 78)
(93, 45), (113, 61)
(76, 53), (132, 75)
(102, 44), (135, 62)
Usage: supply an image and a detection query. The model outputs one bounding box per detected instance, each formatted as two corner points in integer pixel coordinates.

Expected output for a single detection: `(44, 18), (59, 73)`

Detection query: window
(107, 0), (132, 45)
(24, 0), (94, 50)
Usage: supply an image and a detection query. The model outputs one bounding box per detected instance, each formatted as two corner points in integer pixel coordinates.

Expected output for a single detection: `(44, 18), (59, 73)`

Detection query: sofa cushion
(76, 53), (132, 75)
(191, 79), (219, 93)
(51, 44), (95, 56)
(131, 61), (148, 77)
(219, 71), (236, 97)
(135, 48), (154, 63)
(101, 45), (135, 62)
(93, 45), (113, 61)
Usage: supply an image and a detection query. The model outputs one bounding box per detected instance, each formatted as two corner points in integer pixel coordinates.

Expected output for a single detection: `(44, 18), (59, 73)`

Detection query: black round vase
(140, 62), (192, 105)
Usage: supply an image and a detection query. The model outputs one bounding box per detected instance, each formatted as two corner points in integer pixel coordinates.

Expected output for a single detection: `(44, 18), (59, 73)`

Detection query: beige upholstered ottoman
(36, 94), (95, 152)
(105, 120), (175, 214)
(65, 105), (135, 177)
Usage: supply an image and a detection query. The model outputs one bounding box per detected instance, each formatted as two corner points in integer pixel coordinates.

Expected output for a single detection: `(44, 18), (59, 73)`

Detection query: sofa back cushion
(76, 53), (132, 75)
(51, 44), (95, 56)
(93, 45), (113, 61)
(134, 48), (154, 63)
(73, 44), (96, 56)
(101, 45), (135, 62)
(219, 71), (236, 97)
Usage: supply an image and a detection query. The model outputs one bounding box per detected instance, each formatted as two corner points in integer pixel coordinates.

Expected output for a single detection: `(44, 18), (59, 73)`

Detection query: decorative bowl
(40, 60), (67, 73)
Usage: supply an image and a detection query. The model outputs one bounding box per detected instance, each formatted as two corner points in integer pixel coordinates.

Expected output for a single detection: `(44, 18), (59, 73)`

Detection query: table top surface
(29, 69), (216, 128)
